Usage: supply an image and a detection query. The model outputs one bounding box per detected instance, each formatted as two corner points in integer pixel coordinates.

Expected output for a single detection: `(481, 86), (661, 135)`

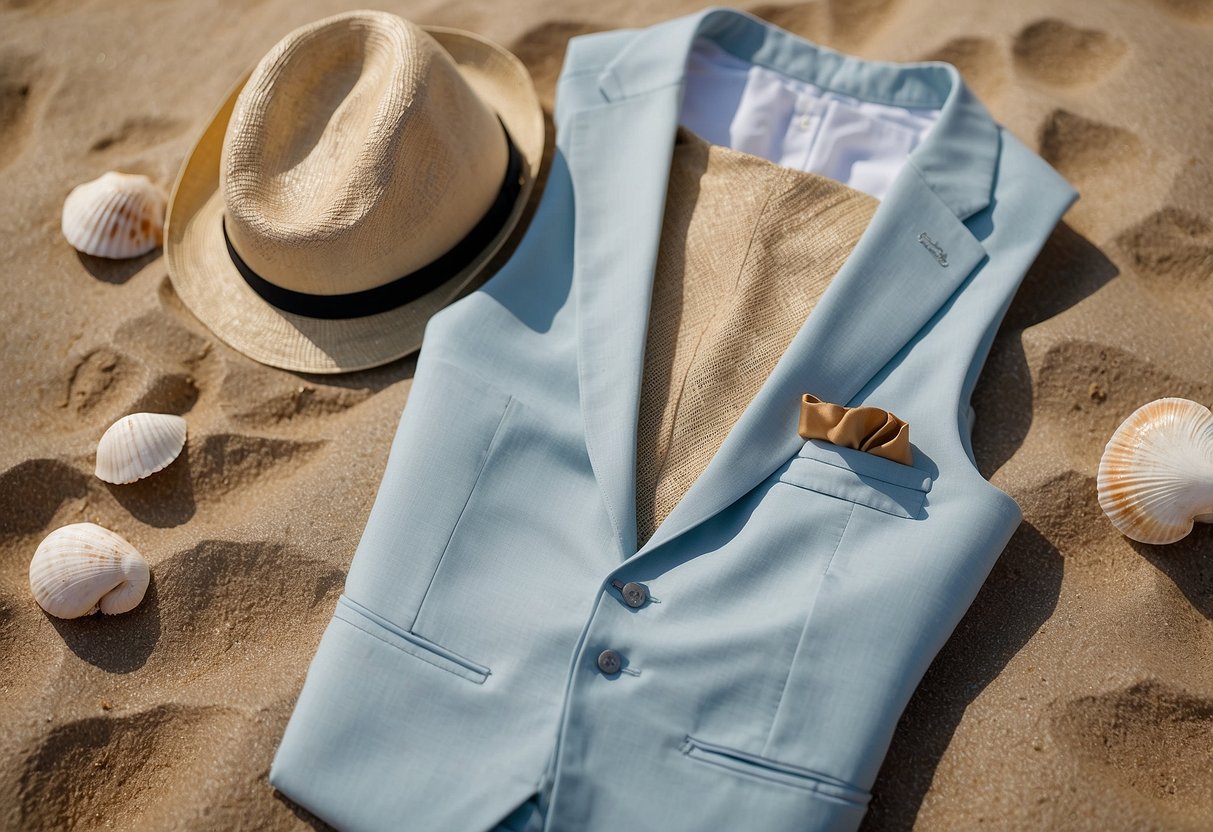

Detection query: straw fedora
(165, 10), (544, 373)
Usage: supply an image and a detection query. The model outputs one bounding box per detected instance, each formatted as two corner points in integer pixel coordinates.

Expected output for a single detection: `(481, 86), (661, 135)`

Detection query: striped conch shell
(95, 412), (187, 484)
(61, 171), (166, 259)
(1097, 398), (1213, 544)
(29, 523), (150, 618)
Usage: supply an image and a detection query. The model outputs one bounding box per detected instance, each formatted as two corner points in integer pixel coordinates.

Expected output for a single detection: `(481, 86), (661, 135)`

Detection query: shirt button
(596, 649), (622, 675)
(621, 582), (648, 608)
(796, 114), (813, 130)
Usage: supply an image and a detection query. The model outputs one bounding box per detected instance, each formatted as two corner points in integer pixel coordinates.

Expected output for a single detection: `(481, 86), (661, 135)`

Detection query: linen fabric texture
(270, 8), (1077, 831)
(636, 128), (878, 546)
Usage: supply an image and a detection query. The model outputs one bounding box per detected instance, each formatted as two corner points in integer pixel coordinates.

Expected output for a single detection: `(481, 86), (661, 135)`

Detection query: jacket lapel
(564, 7), (1001, 561)
(637, 166), (988, 556)
(564, 8), (729, 559)
(566, 90), (683, 559)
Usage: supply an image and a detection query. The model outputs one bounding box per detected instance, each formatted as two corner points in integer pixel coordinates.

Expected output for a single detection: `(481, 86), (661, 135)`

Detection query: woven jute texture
(635, 128), (879, 545)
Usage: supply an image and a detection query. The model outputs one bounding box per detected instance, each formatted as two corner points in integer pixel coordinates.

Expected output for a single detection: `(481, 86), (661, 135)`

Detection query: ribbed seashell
(29, 523), (150, 618)
(61, 171), (166, 259)
(95, 412), (187, 484)
(1097, 398), (1213, 544)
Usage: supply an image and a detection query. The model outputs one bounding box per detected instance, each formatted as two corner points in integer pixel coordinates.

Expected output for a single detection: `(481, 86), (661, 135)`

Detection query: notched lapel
(567, 87), (683, 558)
(559, 8), (1002, 562)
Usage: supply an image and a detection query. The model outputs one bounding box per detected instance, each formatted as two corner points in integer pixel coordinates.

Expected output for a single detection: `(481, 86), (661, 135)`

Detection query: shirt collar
(596, 7), (998, 220)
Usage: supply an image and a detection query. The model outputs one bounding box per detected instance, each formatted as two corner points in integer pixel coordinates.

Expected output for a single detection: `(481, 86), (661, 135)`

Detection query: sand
(0, 0), (1210, 829)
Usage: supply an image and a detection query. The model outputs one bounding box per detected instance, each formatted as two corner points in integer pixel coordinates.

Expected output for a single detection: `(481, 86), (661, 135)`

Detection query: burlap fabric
(635, 128), (879, 545)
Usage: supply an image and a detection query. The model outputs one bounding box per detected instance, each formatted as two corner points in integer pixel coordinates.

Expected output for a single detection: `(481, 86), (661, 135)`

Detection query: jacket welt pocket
(779, 440), (932, 519)
(679, 736), (870, 806)
(334, 595), (491, 684)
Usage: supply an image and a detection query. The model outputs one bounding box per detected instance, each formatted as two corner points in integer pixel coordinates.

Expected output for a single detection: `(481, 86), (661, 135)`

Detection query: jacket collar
(565, 7), (999, 560)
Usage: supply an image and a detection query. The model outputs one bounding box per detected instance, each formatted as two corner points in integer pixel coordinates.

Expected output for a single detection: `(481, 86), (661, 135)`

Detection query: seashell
(1097, 398), (1213, 544)
(29, 523), (150, 618)
(61, 171), (166, 259)
(95, 412), (187, 484)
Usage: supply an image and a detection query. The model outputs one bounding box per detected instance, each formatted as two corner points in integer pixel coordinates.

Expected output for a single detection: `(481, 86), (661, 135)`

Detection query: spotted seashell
(1097, 398), (1213, 544)
(94, 412), (187, 485)
(61, 171), (166, 259)
(29, 523), (150, 618)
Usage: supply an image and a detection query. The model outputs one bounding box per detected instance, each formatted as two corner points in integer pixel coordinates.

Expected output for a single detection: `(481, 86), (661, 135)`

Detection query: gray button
(621, 582), (648, 608)
(596, 649), (622, 675)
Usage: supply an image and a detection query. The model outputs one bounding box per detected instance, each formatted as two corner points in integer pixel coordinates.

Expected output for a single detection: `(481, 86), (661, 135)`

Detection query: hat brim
(165, 27), (544, 374)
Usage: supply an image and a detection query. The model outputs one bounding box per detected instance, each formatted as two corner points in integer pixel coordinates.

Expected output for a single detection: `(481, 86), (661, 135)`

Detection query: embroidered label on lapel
(917, 232), (949, 267)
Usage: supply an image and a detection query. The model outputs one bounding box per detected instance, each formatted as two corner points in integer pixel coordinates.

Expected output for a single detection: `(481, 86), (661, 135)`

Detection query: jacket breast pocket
(778, 440), (932, 520)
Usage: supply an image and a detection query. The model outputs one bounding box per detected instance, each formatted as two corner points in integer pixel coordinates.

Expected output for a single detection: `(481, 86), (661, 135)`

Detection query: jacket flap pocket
(780, 440), (932, 519)
(335, 595), (491, 684)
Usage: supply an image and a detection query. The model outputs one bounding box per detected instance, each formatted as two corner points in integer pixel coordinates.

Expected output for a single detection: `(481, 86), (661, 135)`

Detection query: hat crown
(221, 10), (507, 295)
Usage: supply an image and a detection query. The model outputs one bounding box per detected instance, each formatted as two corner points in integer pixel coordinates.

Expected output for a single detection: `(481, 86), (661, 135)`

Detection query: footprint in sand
(1033, 340), (1213, 472)
(923, 36), (1005, 102)
(1, 0), (68, 12)
(113, 311), (212, 370)
(188, 432), (326, 503)
(823, 0), (899, 50)
(125, 372), (199, 416)
(1116, 207), (1213, 293)
(57, 348), (135, 418)
(1012, 19), (1127, 86)
(0, 50), (40, 171)
(1013, 469), (1109, 554)
(87, 115), (185, 155)
(1051, 680), (1213, 809)
(149, 539), (344, 670)
(1038, 110), (1143, 184)
(1138, 0), (1213, 22)
(220, 363), (373, 429)
(1037, 110), (1146, 230)
(42, 345), (200, 434)
(0, 458), (90, 539)
(751, 0), (898, 50)
(102, 432), (326, 528)
(16, 704), (247, 830)
(750, 3), (828, 43)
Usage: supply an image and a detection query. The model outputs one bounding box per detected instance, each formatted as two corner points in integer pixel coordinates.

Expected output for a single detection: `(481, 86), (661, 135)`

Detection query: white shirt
(679, 38), (942, 200)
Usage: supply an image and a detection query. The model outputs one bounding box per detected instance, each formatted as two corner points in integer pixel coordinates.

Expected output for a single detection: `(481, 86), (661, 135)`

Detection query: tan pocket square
(797, 393), (912, 465)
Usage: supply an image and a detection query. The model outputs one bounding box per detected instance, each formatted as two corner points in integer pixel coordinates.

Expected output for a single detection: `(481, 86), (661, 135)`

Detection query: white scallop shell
(29, 523), (150, 618)
(1097, 398), (1213, 544)
(61, 171), (166, 259)
(95, 412), (187, 484)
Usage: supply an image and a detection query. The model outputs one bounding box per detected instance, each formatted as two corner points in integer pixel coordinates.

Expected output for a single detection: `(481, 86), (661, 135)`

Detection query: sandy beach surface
(2, 0), (1211, 829)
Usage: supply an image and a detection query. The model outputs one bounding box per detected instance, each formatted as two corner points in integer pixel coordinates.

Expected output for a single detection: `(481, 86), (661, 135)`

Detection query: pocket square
(798, 393), (912, 465)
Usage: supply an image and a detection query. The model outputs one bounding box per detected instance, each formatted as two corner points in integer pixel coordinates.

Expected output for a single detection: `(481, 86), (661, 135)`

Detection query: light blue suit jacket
(270, 8), (1076, 831)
